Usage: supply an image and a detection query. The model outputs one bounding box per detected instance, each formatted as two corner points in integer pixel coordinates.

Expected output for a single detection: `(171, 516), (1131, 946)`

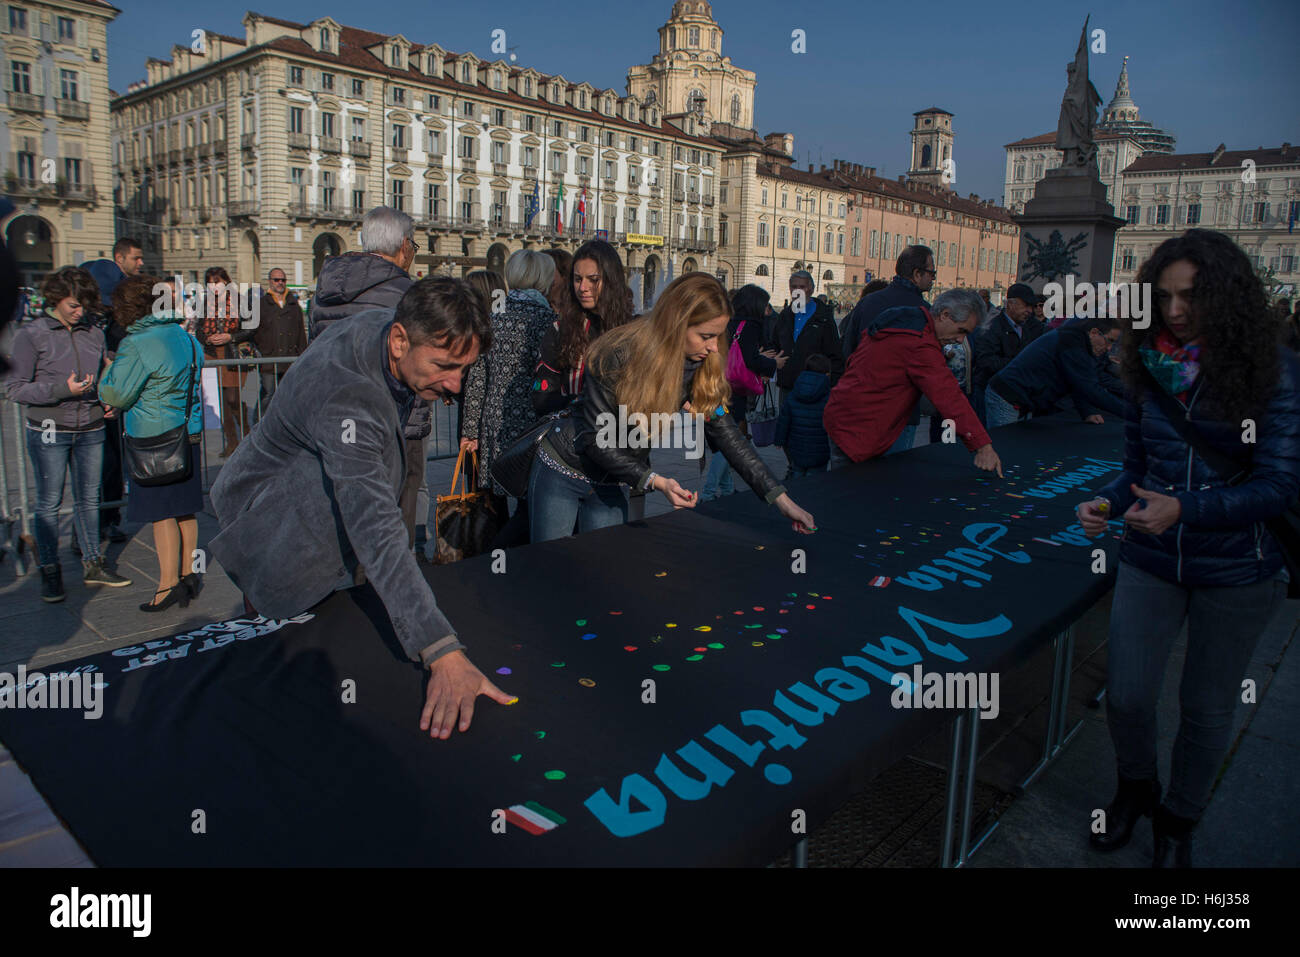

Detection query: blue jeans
(1105, 560), (1288, 820)
(26, 425), (105, 567)
(984, 386), (1028, 428)
(701, 450), (734, 499)
(527, 456), (628, 543)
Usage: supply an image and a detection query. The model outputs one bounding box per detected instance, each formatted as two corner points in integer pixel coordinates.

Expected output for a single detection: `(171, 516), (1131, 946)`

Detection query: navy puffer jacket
(775, 369), (831, 469)
(1097, 351), (1300, 586)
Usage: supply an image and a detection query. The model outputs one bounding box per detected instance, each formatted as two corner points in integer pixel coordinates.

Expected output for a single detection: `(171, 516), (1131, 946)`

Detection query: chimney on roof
(1283, 143), (1291, 157)
(898, 175), (906, 184)
(1210, 143), (1226, 165)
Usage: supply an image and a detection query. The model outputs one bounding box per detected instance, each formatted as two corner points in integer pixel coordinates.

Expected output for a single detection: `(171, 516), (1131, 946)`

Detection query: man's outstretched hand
(420, 650), (514, 739)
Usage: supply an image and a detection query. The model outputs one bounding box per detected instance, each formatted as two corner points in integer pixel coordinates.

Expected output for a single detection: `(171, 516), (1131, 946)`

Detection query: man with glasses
(252, 268), (307, 412)
(972, 283), (1045, 421)
(306, 207), (434, 548)
(839, 246), (937, 452)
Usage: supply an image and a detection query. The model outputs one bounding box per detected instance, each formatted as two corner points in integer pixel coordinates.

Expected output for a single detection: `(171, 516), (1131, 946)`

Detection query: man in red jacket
(823, 288), (1004, 475)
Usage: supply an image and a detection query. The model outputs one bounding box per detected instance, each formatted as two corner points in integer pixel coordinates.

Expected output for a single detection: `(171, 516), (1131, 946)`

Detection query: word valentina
(583, 605), (1012, 838)
(0, 667), (103, 719)
(891, 665), (1000, 720)
(1042, 277), (1151, 328)
(593, 406), (707, 460)
(50, 887), (151, 937)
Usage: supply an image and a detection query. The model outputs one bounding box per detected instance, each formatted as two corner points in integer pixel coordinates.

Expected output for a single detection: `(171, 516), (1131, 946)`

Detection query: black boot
(1152, 805), (1196, 868)
(40, 564), (65, 603)
(1090, 776), (1161, 852)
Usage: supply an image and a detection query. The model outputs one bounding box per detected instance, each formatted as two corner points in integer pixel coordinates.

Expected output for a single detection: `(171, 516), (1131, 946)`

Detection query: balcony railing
(703, 194), (714, 206)
(167, 149), (181, 165)
(55, 98), (90, 120)
(7, 91), (43, 113)
(240, 133), (256, 150)
(348, 140), (370, 158)
(198, 143), (212, 159)
(213, 139), (226, 155)
(492, 162), (508, 177)
(287, 202), (364, 221)
(522, 166), (537, 180)
(228, 201), (259, 217)
(673, 188), (684, 202)
(320, 136), (342, 154)
(4, 178), (49, 198)
(390, 147), (408, 163)
(688, 190), (700, 204)
(287, 132), (311, 150)
(427, 155), (443, 169)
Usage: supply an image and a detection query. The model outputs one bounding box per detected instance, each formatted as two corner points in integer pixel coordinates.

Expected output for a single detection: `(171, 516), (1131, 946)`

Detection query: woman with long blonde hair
(526, 272), (816, 542)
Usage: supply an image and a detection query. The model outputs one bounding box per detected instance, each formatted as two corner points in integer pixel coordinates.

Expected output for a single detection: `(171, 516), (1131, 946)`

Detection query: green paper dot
(550, 661), (565, 668)
(543, 770), (566, 781)
(575, 619), (587, 626)
(707, 642), (724, 649)
(685, 654), (704, 661)
(744, 623), (762, 629)
(510, 754), (521, 762)
(652, 664), (671, 672)
(766, 633), (781, 640)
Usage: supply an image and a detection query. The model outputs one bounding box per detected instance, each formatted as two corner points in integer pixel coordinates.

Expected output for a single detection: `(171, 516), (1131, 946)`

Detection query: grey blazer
(209, 310), (462, 665)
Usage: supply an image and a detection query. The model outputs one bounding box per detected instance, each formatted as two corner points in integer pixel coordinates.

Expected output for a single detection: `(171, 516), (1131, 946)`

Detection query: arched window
(1014, 159), (1026, 182)
(822, 270), (834, 281)
(687, 88), (706, 115)
(921, 144), (932, 168)
(942, 145), (949, 162)
(755, 263), (769, 276)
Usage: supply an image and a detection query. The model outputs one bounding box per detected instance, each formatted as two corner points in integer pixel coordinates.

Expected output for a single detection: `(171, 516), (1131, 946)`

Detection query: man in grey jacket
(210, 277), (510, 738)
(308, 206), (433, 547)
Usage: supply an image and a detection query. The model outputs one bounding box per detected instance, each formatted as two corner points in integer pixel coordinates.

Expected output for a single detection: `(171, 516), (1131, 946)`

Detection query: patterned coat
(462, 289), (557, 493)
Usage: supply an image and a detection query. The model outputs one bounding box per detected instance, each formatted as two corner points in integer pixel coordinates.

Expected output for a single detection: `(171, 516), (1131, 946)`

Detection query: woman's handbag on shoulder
(747, 381), (779, 447)
(433, 447), (506, 565)
(490, 410), (570, 499)
(124, 339), (199, 487)
(725, 320), (763, 397)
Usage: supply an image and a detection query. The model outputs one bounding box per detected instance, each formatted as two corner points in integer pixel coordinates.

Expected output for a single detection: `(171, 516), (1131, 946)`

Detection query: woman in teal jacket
(100, 276), (206, 612)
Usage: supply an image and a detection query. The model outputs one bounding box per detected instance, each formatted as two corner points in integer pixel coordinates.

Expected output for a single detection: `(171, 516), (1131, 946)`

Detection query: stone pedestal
(1014, 167), (1127, 291)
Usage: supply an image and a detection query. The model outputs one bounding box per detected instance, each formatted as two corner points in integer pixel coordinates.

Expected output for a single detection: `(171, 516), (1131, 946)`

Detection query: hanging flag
(1290, 205), (1296, 234)
(525, 179), (540, 228)
(578, 187), (587, 234)
(556, 183), (565, 235)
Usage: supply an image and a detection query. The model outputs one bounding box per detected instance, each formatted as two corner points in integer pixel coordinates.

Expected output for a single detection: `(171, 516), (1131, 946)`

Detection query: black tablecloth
(0, 417), (1125, 865)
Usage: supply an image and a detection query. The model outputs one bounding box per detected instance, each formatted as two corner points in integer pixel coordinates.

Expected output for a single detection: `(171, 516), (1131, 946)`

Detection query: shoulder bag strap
(181, 335), (199, 431)
(1141, 368), (1249, 485)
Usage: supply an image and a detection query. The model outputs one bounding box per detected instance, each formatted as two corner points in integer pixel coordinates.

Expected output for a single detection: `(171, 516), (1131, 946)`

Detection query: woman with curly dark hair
(1077, 229), (1300, 867)
(531, 240), (634, 415)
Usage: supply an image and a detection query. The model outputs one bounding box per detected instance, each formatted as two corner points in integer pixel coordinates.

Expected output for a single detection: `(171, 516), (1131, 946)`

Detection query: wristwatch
(644, 471), (659, 491)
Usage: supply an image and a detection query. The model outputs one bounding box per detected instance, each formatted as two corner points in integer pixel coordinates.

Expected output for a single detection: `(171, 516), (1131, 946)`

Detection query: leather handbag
(725, 320), (763, 397)
(124, 338), (199, 488)
(432, 447), (505, 565)
(1142, 369), (1300, 598)
(747, 381), (779, 447)
(490, 410), (570, 499)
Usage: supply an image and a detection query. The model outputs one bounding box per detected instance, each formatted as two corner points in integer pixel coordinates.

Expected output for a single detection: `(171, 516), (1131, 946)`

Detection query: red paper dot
(609, 611), (623, 616)
(753, 606), (765, 611)
(806, 604), (816, 610)
(733, 610), (744, 616)
(623, 645), (637, 652)
(779, 609), (789, 614)
(821, 596), (833, 600)
(694, 646), (707, 652)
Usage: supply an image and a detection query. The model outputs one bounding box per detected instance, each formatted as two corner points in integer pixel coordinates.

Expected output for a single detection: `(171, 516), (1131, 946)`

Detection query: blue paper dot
(581, 633), (597, 641)
(764, 764), (792, 785)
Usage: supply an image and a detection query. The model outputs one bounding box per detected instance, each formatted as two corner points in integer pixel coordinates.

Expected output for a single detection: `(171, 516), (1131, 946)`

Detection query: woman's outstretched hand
(775, 493), (816, 534)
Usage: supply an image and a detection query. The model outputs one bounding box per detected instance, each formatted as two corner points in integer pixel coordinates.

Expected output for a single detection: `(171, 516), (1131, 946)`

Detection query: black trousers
(101, 415), (123, 527)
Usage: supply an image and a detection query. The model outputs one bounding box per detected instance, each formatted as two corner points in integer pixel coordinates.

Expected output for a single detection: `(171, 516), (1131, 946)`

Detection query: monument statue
(1055, 17), (1102, 170)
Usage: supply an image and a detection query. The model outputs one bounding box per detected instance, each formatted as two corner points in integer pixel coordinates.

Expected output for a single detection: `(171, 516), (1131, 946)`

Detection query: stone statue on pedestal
(1056, 16), (1102, 170)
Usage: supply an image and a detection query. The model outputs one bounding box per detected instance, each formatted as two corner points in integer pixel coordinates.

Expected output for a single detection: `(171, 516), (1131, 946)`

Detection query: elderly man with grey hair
(823, 287), (1004, 475)
(307, 206), (434, 547)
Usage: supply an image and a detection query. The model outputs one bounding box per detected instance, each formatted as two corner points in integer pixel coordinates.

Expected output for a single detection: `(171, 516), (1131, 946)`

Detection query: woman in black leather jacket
(527, 273), (817, 542)
(1077, 229), (1300, 867)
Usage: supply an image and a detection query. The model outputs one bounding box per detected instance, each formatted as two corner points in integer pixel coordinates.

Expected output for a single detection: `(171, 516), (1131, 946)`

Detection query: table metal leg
(940, 710), (967, 868)
(793, 838), (808, 868)
(957, 706), (981, 864)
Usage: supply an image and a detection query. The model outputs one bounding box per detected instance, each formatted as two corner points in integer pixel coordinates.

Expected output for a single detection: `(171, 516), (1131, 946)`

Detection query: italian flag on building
(556, 183), (565, 235)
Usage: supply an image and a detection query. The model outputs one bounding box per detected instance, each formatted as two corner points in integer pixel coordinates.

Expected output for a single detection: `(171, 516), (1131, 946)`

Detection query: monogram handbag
(124, 338), (199, 488)
(433, 447), (506, 565)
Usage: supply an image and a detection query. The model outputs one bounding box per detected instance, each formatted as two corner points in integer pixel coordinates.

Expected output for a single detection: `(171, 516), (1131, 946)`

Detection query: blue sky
(107, 0), (1300, 203)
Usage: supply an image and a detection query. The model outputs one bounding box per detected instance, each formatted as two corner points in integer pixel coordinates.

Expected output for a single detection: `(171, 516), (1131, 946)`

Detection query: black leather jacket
(544, 350), (787, 504)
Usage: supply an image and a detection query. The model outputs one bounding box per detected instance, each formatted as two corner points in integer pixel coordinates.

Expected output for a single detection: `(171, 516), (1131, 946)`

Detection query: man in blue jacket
(986, 316), (1123, 427)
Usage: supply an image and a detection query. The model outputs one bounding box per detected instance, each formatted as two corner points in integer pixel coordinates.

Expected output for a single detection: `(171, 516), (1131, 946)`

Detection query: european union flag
(526, 180), (540, 227)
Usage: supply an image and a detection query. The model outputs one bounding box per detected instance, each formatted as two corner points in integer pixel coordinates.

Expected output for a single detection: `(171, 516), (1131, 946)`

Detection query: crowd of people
(5, 209), (1300, 868)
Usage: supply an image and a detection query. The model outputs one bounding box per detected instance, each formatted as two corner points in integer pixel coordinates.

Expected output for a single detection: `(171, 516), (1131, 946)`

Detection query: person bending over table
(1077, 228), (1300, 867)
(209, 278), (512, 740)
(526, 272), (816, 541)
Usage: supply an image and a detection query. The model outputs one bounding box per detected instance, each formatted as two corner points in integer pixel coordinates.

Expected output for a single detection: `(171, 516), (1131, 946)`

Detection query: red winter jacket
(823, 305), (990, 462)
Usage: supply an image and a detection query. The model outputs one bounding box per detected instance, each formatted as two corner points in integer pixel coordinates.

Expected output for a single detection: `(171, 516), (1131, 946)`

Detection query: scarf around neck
(1140, 327), (1201, 399)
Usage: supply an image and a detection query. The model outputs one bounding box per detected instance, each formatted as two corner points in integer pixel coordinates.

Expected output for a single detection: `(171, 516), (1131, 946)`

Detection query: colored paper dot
(695, 646), (709, 652)
(685, 654), (704, 662)
(755, 546), (765, 550)
(744, 623), (762, 629)
(821, 595), (833, 601)
(623, 645), (638, 652)
(766, 634), (781, 640)
(694, 625), (712, 632)
(752, 640), (765, 647)
(581, 633), (597, 640)
(543, 770), (566, 781)
(496, 667), (512, 675)
(575, 619), (587, 626)
(787, 592), (798, 598)
(753, 606), (765, 612)
(778, 609), (788, 614)
(666, 623), (677, 628)
(550, 661), (565, 668)
(764, 764), (793, 785)
(655, 571), (668, 577)
(534, 731), (546, 739)
(652, 664), (671, 672)
(805, 604), (816, 610)
(807, 592), (819, 597)
(733, 610), (744, 616)
(609, 611), (623, 616)
(707, 642), (724, 650)
(578, 678), (596, 688)
(775, 628), (789, 634)
(511, 754), (522, 761)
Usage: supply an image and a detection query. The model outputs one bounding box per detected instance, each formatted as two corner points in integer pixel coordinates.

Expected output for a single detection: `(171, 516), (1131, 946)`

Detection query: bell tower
(909, 108), (954, 188)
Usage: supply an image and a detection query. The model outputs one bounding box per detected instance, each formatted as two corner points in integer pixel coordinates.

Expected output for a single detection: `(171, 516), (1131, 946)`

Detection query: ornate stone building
(907, 108), (954, 188)
(110, 10), (720, 305)
(626, 0), (755, 132)
(1, 0), (120, 285)
(1095, 57), (1175, 155)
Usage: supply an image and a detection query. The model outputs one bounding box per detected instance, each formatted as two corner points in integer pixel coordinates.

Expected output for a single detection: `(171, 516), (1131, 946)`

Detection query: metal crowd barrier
(0, 354), (462, 574)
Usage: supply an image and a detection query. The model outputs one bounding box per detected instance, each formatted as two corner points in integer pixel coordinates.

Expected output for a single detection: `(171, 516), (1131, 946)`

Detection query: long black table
(0, 417), (1125, 865)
